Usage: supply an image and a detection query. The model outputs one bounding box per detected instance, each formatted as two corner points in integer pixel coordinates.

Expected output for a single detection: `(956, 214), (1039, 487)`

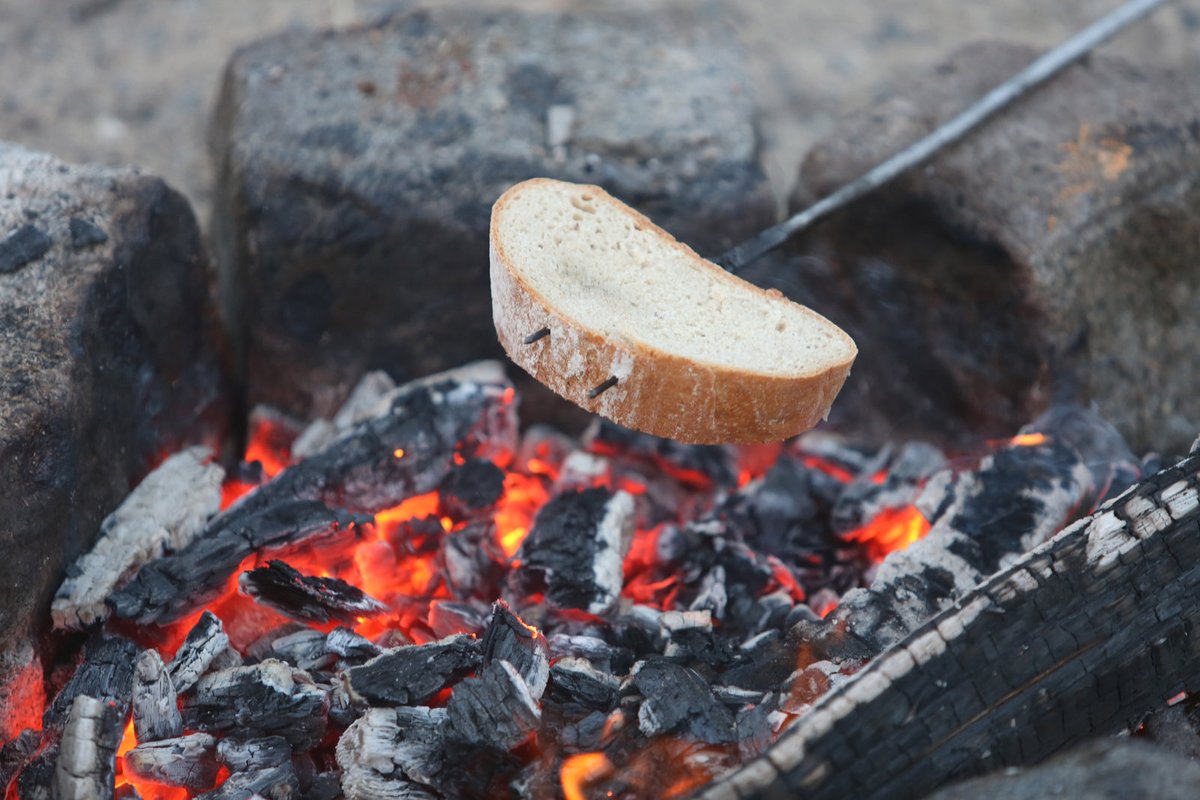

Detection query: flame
(1011, 432), (1048, 447)
(493, 472), (550, 558)
(116, 719), (188, 800)
(561, 752), (613, 800)
(393, 447), (406, 459)
(845, 505), (931, 562)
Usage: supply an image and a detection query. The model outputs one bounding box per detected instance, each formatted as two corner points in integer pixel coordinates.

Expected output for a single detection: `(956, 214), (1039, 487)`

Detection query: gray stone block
(209, 7), (773, 419)
(0, 143), (228, 654)
(765, 42), (1200, 454)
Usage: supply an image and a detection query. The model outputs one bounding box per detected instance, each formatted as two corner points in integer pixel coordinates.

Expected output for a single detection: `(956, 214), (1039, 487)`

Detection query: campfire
(1, 359), (1160, 800)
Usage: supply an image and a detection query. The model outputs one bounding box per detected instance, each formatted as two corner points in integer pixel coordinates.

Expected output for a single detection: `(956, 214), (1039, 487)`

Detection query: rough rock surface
(760, 42), (1200, 455)
(0, 143), (227, 655)
(926, 738), (1200, 800)
(209, 6), (773, 419)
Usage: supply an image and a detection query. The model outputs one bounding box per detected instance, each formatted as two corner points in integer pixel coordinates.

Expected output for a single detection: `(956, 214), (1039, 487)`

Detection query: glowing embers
(843, 505), (932, 563)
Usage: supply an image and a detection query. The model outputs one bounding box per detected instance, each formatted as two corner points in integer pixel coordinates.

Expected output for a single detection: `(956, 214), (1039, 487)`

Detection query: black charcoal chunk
(239, 560), (387, 625)
(632, 660), (736, 744)
(336, 707), (448, 790)
(446, 661), (540, 751)
(196, 763), (299, 800)
(546, 634), (633, 675)
(548, 658), (619, 711)
(68, 217), (108, 248)
(168, 611), (231, 694)
(588, 420), (737, 487)
(45, 635), (138, 728)
(304, 772), (342, 800)
(510, 487), (633, 614)
(344, 634), (481, 707)
(264, 628), (337, 673)
(132, 650), (183, 742)
(0, 223), (51, 274)
(439, 459), (506, 516)
(16, 743), (57, 800)
(54, 695), (122, 800)
(325, 627), (381, 663)
(217, 736), (293, 772)
(481, 601), (549, 698)
(182, 661), (327, 751)
(124, 733), (219, 791)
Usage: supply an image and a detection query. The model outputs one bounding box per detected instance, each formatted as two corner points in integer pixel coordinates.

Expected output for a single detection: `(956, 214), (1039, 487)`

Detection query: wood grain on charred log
(123, 733), (219, 791)
(55, 695), (121, 800)
(238, 560), (387, 625)
(695, 452), (1200, 800)
(132, 650), (183, 742)
(181, 661), (327, 751)
(342, 634), (481, 708)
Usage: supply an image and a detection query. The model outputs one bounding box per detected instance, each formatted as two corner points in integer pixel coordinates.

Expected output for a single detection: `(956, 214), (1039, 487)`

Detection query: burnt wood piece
(694, 451), (1200, 800)
(124, 733), (219, 791)
(509, 488), (634, 614)
(632, 659), (737, 745)
(439, 459), (506, 518)
(292, 370), (397, 460)
(132, 650), (183, 742)
(51, 447), (224, 630)
(832, 442), (945, 534)
(217, 736), (292, 773)
(110, 502), (369, 626)
(343, 634), (481, 707)
(446, 660), (540, 751)
(15, 744), (57, 800)
(336, 707), (448, 794)
(441, 522), (507, 598)
(195, 763), (299, 800)
(262, 628), (336, 673)
(829, 437), (1092, 654)
(181, 661), (327, 751)
(325, 627), (381, 664)
(481, 601), (549, 699)
(0, 729), (39, 790)
(239, 560), (387, 625)
(45, 634), (138, 729)
(587, 419), (737, 488)
(167, 611), (232, 694)
(548, 657), (620, 712)
(55, 695), (122, 800)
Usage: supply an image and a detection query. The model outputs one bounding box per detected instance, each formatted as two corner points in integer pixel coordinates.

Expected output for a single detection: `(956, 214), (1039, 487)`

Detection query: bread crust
(490, 178), (856, 444)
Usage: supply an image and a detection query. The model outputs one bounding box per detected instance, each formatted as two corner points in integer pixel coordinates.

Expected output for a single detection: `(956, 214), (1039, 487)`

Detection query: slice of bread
(490, 178), (857, 444)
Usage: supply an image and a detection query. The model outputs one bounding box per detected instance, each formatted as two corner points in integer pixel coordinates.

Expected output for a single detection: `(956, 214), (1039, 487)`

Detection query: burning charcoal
(52, 447), (224, 630)
(481, 601), (549, 698)
(325, 627), (381, 664)
(239, 560), (387, 625)
(552, 451), (613, 492)
(587, 419), (736, 487)
(132, 650), (183, 742)
(548, 658), (619, 711)
(560, 710), (615, 751)
(336, 707), (448, 792)
(168, 611), (232, 694)
(343, 634), (481, 707)
(661, 610), (714, 659)
(124, 733), (219, 791)
(735, 705), (772, 761)
(55, 695), (122, 800)
(1023, 405), (1141, 505)
(182, 661), (327, 751)
(15, 744), (57, 800)
(547, 635), (635, 677)
(427, 601), (490, 639)
(792, 431), (872, 476)
(439, 459), (505, 517)
(510, 488), (634, 614)
(440, 522), (507, 598)
(714, 686), (766, 706)
(217, 737), (293, 772)
(632, 660), (736, 745)
(293, 370), (398, 459)
(111, 501), (370, 626)
(305, 772), (342, 800)
(746, 457), (823, 556)
(831, 441), (945, 535)
(447, 661), (541, 751)
(45, 635), (138, 728)
(264, 628), (337, 673)
(513, 425), (574, 476)
(0, 730), (39, 790)
(196, 763), (300, 800)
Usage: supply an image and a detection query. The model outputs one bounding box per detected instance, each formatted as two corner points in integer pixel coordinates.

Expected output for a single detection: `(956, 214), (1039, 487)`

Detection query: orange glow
(243, 426), (289, 478)
(375, 492), (441, 529)
(500, 527), (527, 557)
(561, 752), (613, 800)
(493, 472), (550, 558)
(116, 719), (188, 800)
(0, 658), (44, 742)
(799, 455), (856, 483)
(393, 447), (406, 459)
(768, 558), (806, 603)
(845, 505), (931, 562)
(1011, 432), (1048, 447)
(219, 478), (259, 510)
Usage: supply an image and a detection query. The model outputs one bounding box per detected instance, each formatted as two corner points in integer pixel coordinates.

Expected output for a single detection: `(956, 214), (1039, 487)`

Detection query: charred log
(51, 447), (224, 630)
(262, 628), (336, 673)
(831, 442), (944, 534)
(336, 707), (448, 795)
(481, 601), (549, 699)
(547, 657), (620, 712)
(123, 733), (219, 791)
(324, 627), (381, 665)
(446, 661), (540, 751)
(110, 502), (369, 626)
(216, 736), (292, 773)
(132, 650), (183, 742)
(45, 635), (138, 729)
(439, 459), (506, 518)
(55, 695), (122, 800)
(238, 561), (387, 625)
(509, 488), (634, 614)
(181, 661), (327, 751)
(343, 634), (481, 707)
(167, 611), (233, 694)
(195, 763), (299, 800)
(695, 451), (1200, 800)
(632, 659), (736, 745)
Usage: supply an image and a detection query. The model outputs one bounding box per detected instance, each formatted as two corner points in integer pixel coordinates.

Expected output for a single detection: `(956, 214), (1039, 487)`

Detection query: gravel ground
(0, 0), (1196, 223)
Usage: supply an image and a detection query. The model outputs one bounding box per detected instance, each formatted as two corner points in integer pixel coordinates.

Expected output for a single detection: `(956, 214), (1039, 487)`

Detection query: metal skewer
(713, 0), (1172, 274)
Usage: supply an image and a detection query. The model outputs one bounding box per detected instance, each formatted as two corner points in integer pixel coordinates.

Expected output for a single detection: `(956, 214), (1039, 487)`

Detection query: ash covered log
(111, 502), (369, 626)
(697, 450), (1200, 800)
(446, 661), (540, 751)
(112, 363), (513, 626)
(254, 627), (335, 674)
(216, 736), (292, 773)
(167, 611), (234, 694)
(336, 707), (448, 796)
(0, 142), (227, 665)
(52, 447), (223, 630)
(481, 601), (549, 699)
(132, 650), (183, 742)
(45, 635), (138, 729)
(343, 634), (481, 707)
(55, 695), (122, 800)
(182, 661), (327, 751)
(548, 657), (620, 712)
(195, 763), (299, 800)
(238, 561), (387, 625)
(123, 733), (219, 791)
(509, 488), (634, 614)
